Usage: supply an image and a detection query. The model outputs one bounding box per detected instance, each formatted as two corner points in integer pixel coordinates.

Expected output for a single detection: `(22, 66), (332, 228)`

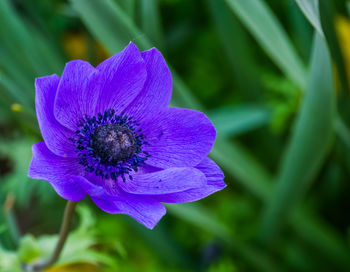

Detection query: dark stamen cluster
(71, 109), (149, 181)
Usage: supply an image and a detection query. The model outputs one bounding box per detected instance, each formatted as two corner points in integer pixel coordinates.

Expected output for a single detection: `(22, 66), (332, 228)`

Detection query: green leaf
(292, 209), (350, 269)
(207, 0), (262, 100)
(19, 205), (116, 267)
(166, 203), (231, 240)
(71, 0), (152, 53)
(0, 248), (22, 272)
(0, 0), (65, 114)
(211, 141), (272, 200)
(0, 139), (53, 206)
(18, 235), (41, 263)
(140, 0), (164, 48)
(117, 0), (136, 20)
(127, 220), (193, 267)
(225, 0), (307, 88)
(0, 0), (51, 76)
(335, 117), (350, 150)
(167, 204), (281, 272)
(259, 33), (336, 243)
(295, 0), (324, 36)
(0, 72), (32, 107)
(208, 105), (270, 138)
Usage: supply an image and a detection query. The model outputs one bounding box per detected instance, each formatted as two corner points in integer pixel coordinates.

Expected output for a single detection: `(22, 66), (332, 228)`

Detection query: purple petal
(124, 48), (172, 122)
(54, 60), (99, 130)
(28, 142), (86, 201)
(96, 42), (147, 114)
(154, 157), (226, 203)
(142, 107), (216, 168)
(35, 75), (77, 157)
(118, 167), (206, 195)
(91, 194), (166, 229)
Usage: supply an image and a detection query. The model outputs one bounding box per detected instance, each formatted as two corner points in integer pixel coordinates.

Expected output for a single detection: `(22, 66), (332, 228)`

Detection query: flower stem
(25, 201), (78, 272)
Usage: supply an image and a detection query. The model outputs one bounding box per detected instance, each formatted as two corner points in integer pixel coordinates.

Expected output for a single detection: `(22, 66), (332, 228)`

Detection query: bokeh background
(1, 0), (350, 271)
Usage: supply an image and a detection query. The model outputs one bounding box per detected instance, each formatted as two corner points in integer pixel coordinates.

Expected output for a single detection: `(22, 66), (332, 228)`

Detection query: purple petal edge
(154, 157), (226, 203)
(28, 142), (86, 201)
(35, 75), (77, 157)
(125, 47), (172, 122)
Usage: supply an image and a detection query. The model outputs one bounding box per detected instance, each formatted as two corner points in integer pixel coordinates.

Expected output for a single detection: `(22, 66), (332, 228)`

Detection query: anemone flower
(29, 42), (226, 229)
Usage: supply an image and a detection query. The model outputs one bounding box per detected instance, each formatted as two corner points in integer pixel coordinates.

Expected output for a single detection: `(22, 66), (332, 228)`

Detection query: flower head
(28, 42), (226, 229)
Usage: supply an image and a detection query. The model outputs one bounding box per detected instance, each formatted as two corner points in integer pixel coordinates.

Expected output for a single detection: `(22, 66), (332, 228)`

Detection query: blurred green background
(1, 0), (350, 271)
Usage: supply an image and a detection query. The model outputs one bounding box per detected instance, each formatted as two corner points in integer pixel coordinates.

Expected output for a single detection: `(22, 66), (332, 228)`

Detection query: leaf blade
(225, 0), (307, 88)
(295, 0), (324, 35)
(259, 33), (336, 242)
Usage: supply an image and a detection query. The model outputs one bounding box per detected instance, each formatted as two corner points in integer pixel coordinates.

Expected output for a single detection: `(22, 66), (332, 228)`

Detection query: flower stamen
(71, 109), (149, 181)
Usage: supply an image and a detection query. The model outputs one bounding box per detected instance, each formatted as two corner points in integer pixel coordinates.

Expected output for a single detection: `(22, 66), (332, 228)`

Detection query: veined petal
(118, 167), (206, 195)
(28, 142), (86, 201)
(96, 42), (147, 114)
(154, 158), (226, 203)
(125, 48), (172, 122)
(142, 107), (216, 168)
(91, 194), (166, 229)
(35, 75), (76, 157)
(54, 60), (99, 130)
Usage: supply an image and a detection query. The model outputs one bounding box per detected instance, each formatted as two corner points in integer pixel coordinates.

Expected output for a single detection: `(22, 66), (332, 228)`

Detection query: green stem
(24, 201), (78, 272)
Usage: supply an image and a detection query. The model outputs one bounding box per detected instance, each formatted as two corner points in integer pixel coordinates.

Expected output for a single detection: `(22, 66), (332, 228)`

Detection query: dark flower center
(91, 124), (137, 164)
(71, 109), (149, 181)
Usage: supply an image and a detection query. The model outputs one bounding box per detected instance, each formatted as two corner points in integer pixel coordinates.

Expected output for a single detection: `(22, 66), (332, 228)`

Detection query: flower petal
(154, 158), (226, 203)
(96, 42), (147, 114)
(91, 194), (166, 229)
(125, 48), (172, 122)
(142, 107), (216, 168)
(118, 167), (206, 195)
(35, 75), (76, 157)
(28, 142), (86, 201)
(54, 60), (99, 130)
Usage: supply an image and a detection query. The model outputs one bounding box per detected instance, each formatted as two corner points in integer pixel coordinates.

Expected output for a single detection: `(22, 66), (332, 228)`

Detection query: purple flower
(28, 42), (226, 229)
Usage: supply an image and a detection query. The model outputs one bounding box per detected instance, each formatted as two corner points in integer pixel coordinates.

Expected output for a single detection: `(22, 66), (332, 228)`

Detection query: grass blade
(292, 209), (350, 269)
(0, 0), (51, 76)
(207, 0), (262, 100)
(225, 0), (307, 88)
(167, 203), (281, 272)
(208, 105), (270, 138)
(117, 0), (136, 20)
(259, 33), (336, 243)
(294, 0), (324, 36)
(71, 0), (151, 53)
(140, 0), (164, 49)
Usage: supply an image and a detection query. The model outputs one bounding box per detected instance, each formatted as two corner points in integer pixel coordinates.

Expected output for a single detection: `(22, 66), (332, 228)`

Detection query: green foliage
(0, 0), (350, 271)
(3, 205), (116, 271)
(260, 33), (336, 242)
(226, 0), (307, 89)
(295, 0), (323, 36)
(208, 105), (270, 138)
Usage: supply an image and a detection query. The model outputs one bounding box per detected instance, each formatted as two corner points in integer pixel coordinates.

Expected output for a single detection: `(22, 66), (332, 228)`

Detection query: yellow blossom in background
(336, 16), (350, 90)
(10, 103), (22, 112)
(63, 32), (109, 62)
(62, 33), (87, 60)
